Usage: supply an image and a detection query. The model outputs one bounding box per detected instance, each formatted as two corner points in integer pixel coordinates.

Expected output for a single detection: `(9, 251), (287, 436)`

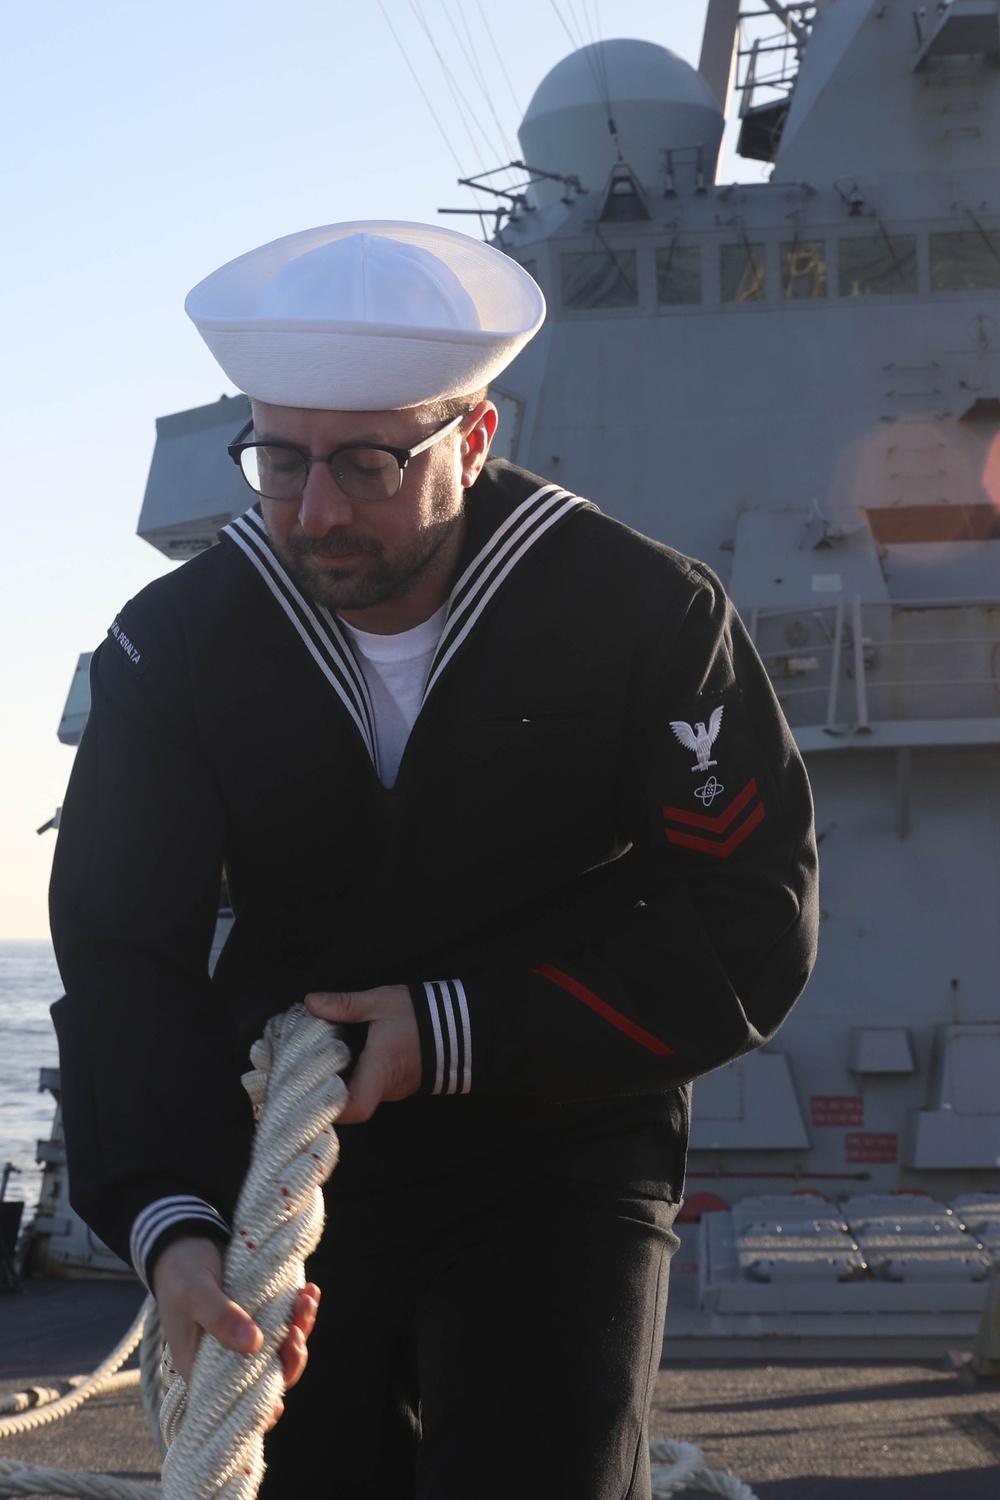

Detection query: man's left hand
(305, 984), (421, 1123)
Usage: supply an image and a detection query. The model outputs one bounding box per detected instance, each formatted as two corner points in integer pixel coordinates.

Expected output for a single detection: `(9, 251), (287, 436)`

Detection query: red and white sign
(845, 1132), (898, 1164)
(811, 1095), (864, 1127)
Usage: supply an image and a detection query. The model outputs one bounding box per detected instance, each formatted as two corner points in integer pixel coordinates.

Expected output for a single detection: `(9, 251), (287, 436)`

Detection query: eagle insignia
(670, 706), (724, 772)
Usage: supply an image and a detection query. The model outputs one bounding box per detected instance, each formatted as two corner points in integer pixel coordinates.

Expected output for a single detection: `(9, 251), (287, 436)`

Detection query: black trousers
(260, 1170), (679, 1500)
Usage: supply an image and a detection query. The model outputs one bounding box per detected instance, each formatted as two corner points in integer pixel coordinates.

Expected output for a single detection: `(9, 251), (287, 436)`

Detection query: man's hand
(305, 984), (421, 1123)
(152, 1236), (320, 1427)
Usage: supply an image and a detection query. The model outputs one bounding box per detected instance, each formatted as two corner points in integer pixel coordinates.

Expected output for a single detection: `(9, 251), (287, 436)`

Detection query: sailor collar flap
(219, 462), (592, 769)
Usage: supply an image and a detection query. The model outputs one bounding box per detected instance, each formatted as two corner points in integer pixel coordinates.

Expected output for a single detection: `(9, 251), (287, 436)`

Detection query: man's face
(250, 398), (495, 633)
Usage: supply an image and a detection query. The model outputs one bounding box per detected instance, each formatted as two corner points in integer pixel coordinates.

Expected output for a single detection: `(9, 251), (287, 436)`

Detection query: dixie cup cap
(184, 220), (546, 410)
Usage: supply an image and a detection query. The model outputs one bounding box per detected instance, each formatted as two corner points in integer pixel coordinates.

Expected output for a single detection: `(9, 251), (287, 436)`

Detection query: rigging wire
(561, 0), (620, 163)
(443, 0), (519, 173)
(547, 0), (581, 50)
(474, 0), (523, 118)
(585, 0), (612, 126)
(375, 0), (468, 174)
(405, 0), (492, 163)
(565, 0), (594, 49)
(406, 0), (507, 175)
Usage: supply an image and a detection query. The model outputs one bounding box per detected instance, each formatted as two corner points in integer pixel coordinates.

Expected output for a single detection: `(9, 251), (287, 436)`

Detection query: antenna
(439, 162), (588, 239)
(699, 0), (742, 112)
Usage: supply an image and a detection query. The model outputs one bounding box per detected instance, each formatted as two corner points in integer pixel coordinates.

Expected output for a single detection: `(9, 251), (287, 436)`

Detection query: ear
(460, 400), (499, 488)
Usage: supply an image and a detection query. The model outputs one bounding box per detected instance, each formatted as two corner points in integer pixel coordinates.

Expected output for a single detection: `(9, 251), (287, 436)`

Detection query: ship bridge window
(560, 249), (639, 310)
(838, 234), (918, 297)
(721, 242), (765, 303)
(930, 229), (1000, 292)
(655, 243), (701, 305)
(782, 240), (827, 300)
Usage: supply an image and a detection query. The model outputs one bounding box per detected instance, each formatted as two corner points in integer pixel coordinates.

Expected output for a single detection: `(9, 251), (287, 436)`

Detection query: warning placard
(845, 1132), (898, 1164)
(811, 1095), (864, 1127)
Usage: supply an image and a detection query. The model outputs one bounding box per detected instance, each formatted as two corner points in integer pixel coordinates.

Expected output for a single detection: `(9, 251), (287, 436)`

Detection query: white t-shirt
(339, 603), (448, 787)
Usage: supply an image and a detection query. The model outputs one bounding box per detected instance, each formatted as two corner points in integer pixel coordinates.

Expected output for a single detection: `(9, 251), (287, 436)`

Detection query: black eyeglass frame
(227, 410), (469, 502)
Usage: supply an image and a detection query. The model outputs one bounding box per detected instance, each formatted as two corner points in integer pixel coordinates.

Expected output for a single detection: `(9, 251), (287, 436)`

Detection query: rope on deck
(0, 1003), (761, 1499)
(0, 1303), (146, 1438)
(0, 1461), (157, 1500)
(651, 1439), (759, 1498)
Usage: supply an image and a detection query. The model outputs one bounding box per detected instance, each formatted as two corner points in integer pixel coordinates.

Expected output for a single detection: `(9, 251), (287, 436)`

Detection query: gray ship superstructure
(44, 0), (1000, 1346)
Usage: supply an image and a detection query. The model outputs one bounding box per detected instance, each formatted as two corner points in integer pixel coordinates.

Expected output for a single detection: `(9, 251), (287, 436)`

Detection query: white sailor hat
(184, 220), (545, 411)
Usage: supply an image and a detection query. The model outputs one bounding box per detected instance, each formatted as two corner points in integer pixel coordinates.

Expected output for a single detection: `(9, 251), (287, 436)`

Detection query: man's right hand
(151, 1236), (319, 1424)
(152, 1236), (262, 1384)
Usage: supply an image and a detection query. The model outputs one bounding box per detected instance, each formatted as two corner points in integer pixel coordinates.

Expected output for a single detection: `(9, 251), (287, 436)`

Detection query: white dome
(518, 39), (725, 208)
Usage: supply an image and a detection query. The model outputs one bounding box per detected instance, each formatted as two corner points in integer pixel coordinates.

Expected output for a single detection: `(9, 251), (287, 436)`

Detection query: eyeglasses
(227, 411), (468, 503)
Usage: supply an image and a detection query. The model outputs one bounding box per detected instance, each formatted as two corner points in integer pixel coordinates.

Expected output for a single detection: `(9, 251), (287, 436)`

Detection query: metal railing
(748, 595), (1000, 736)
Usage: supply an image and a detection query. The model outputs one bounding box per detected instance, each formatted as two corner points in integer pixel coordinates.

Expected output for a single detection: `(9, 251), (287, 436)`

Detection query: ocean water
(0, 940), (62, 1212)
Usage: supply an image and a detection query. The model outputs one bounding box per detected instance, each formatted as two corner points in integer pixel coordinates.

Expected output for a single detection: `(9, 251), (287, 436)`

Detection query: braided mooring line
(0, 1461), (157, 1500)
(651, 1440), (759, 1499)
(0, 1380), (85, 1420)
(138, 1302), (166, 1460)
(0, 1002), (761, 1499)
(158, 1005), (351, 1499)
(0, 1300), (146, 1440)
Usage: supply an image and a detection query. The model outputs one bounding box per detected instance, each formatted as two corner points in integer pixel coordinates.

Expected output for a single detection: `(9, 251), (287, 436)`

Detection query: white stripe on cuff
(422, 979), (472, 1096)
(129, 1195), (230, 1289)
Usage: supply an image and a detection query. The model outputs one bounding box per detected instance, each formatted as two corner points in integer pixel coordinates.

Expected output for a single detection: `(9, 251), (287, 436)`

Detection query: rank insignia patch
(694, 776), (724, 807)
(662, 777), (765, 859)
(670, 705), (723, 772)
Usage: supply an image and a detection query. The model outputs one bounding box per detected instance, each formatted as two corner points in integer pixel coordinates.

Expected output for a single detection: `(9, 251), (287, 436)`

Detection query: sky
(1, 0), (752, 940)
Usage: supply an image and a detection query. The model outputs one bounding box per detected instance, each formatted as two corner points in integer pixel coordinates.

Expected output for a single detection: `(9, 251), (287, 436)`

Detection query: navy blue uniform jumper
(50, 457), (818, 1284)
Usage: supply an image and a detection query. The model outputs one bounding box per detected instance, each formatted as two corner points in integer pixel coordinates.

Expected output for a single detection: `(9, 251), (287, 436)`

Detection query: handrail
(867, 677), (1000, 690)
(852, 595), (870, 731)
(825, 595), (842, 730)
(751, 595), (1000, 617)
(751, 594), (1000, 732)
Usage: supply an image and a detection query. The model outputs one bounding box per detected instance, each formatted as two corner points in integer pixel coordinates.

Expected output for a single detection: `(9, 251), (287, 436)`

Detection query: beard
(267, 477), (465, 614)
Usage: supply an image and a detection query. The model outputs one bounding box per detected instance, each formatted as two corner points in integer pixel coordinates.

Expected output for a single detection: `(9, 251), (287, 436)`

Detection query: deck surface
(2, 1278), (1000, 1498)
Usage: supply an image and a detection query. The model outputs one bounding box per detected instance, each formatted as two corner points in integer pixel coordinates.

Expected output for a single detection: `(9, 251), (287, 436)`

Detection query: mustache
(285, 533), (381, 559)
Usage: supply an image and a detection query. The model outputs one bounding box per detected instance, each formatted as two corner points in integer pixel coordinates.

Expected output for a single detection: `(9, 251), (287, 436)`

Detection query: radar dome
(518, 39), (725, 209)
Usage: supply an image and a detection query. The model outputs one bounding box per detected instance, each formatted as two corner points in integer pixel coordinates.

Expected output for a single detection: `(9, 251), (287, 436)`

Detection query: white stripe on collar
(424, 484), (588, 702)
(222, 510), (379, 770)
(222, 483), (589, 767)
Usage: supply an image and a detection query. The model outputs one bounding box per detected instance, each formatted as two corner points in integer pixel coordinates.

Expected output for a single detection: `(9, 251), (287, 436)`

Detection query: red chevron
(532, 963), (675, 1055)
(662, 777), (759, 832)
(665, 799), (766, 859)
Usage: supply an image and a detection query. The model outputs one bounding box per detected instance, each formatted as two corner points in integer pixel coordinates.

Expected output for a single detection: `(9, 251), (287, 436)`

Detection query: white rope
(0, 1382), (86, 1419)
(0, 1461), (157, 1500)
(651, 1439), (759, 1499)
(0, 1372), (139, 1423)
(0, 1302), (146, 1439)
(0, 1002), (763, 1499)
(158, 1005), (350, 1499)
(138, 1302), (166, 1459)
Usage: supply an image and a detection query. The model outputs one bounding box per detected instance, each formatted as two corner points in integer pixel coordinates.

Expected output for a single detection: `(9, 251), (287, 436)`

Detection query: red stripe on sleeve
(662, 777), (758, 832)
(532, 963), (675, 1056)
(665, 799), (766, 858)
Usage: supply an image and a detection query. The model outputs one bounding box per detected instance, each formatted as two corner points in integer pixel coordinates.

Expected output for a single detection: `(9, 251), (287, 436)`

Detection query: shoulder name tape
(108, 618), (149, 675)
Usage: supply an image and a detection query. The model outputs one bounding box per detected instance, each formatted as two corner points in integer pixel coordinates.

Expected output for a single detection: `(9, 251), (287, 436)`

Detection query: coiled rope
(0, 1300), (157, 1499)
(0, 1003), (760, 1499)
(0, 1310), (142, 1435)
(650, 1441), (759, 1499)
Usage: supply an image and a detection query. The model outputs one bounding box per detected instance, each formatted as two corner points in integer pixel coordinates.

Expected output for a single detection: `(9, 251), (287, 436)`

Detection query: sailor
(49, 220), (819, 1499)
